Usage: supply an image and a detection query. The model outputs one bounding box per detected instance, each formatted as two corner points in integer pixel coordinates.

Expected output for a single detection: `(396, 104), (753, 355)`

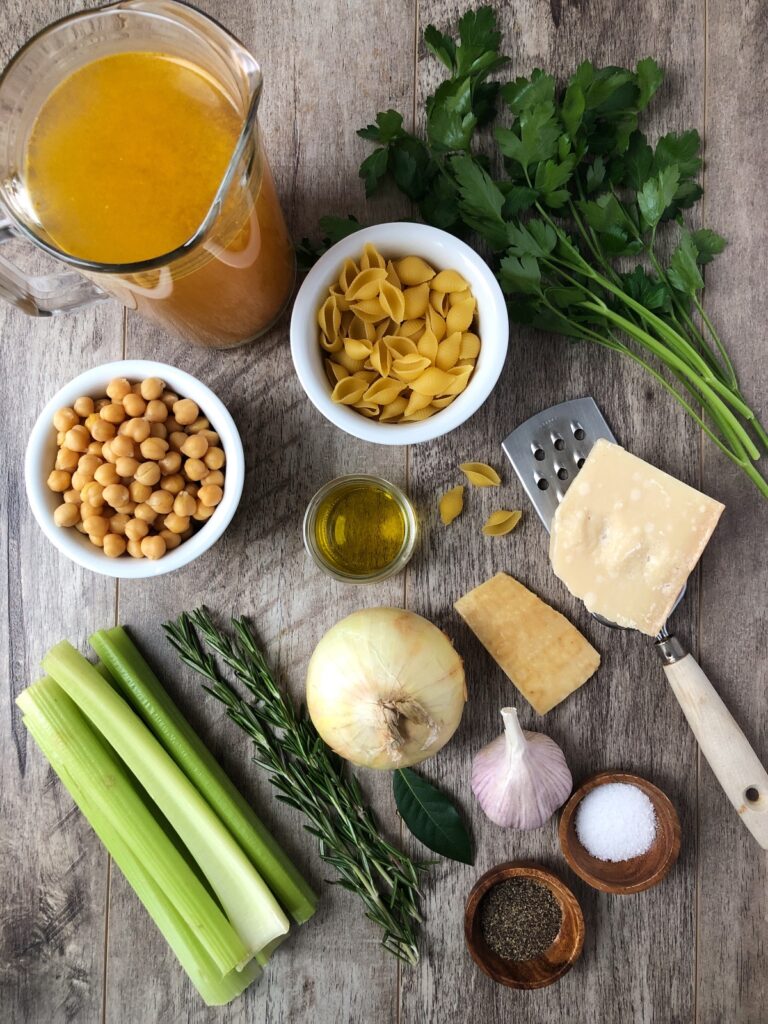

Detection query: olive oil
(304, 476), (416, 582)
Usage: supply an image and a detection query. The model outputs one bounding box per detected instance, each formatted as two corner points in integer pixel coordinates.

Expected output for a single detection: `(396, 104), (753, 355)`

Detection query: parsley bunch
(347, 7), (767, 495)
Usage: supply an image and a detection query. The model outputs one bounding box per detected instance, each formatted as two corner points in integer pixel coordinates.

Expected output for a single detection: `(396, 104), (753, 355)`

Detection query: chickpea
(140, 377), (165, 401)
(75, 521), (88, 534)
(94, 463), (120, 487)
(125, 518), (149, 542)
(149, 422), (168, 440)
(129, 480), (153, 503)
(159, 529), (182, 550)
(203, 470), (225, 487)
(91, 418), (117, 442)
(111, 501), (137, 516)
(141, 535), (167, 560)
(56, 447), (80, 472)
(54, 503), (80, 528)
(63, 488), (82, 504)
(145, 399), (168, 423)
(103, 533), (128, 558)
(168, 431), (188, 452)
(135, 462), (161, 487)
(81, 481), (104, 506)
(56, 431), (66, 446)
(100, 402), (126, 425)
(127, 538), (145, 558)
(64, 425), (90, 452)
(78, 453), (103, 477)
(140, 437), (169, 461)
(186, 416), (210, 435)
(185, 482), (199, 498)
(81, 500), (105, 519)
(158, 451), (182, 476)
(122, 393), (147, 418)
(47, 470), (71, 493)
(201, 430), (220, 447)
(71, 470), (91, 492)
(198, 484), (223, 508)
(53, 407), (79, 432)
(160, 473), (185, 495)
(102, 483), (130, 508)
(203, 446), (226, 471)
(134, 502), (157, 524)
(161, 390), (180, 409)
(122, 418), (151, 443)
(90, 534), (105, 548)
(74, 396), (95, 418)
(132, 382), (143, 394)
(181, 434), (208, 459)
(147, 489), (174, 514)
(110, 435), (135, 459)
(95, 398), (110, 411)
(101, 441), (118, 464)
(83, 515), (109, 538)
(115, 456), (139, 479)
(165, 416), (181, 433)
(173, 398), (199, 425)
(193, 501), (215, 522)
(106, 377), (132, 401)
(87, 441), (104, 457)
(109, 513), (130, 535)
(163, 512), (190, 534)
(173, 491), (197, 517)
(184, 458), (207, 482)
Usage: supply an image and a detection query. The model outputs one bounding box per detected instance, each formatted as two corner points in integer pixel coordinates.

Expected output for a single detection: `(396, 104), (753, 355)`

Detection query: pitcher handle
(0, 216), (110, 316)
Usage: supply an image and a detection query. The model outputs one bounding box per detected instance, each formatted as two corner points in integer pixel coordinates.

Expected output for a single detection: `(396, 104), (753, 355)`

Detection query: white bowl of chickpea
(25, 360), (245, 578)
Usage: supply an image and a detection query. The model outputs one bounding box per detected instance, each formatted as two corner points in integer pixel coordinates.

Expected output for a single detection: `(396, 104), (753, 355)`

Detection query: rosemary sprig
(162, 608), (426, 965)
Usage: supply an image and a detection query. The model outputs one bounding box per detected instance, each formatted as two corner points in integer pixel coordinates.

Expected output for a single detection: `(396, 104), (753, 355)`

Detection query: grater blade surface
(501, 397), (616, 532)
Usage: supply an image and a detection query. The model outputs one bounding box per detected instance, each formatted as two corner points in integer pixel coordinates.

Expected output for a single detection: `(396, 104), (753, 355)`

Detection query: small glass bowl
(302, 474), (417, 584)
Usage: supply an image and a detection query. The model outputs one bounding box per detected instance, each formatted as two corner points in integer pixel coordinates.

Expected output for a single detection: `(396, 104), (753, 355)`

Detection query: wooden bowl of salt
(559, 771), (681, 894)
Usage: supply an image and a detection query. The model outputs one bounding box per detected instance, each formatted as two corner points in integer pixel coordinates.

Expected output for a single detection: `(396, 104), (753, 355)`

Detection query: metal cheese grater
(501, 396), (768, 849)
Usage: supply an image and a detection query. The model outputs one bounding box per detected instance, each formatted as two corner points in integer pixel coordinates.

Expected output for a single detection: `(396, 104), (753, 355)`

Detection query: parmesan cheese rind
(549, 439), (725, 636)
(454, 572), (600, 714)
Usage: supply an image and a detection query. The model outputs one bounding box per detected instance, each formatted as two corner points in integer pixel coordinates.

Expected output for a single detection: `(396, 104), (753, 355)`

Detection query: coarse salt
(575, 782), (657, 862)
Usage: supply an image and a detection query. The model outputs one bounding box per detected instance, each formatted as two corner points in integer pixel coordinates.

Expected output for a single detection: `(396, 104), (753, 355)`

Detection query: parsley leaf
(637, 164), (680, 227)
(451, 155), (509, 249)
(690, 228), (727, 264)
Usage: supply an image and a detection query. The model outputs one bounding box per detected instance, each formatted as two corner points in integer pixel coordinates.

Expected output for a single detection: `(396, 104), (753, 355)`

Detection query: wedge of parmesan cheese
(550, 439), (725, 636)
(454, 572), (600, 714)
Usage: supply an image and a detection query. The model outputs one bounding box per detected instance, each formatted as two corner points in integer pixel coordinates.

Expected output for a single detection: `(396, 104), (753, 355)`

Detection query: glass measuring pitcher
(0, 0), (295, 349)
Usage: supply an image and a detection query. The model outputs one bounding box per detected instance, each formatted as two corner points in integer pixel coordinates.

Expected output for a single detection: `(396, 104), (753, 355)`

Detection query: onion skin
(306, 607), (466, 770)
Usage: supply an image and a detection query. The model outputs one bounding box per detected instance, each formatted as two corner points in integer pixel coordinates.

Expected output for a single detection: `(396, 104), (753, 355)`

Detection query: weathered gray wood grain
(103, 1), (415, 1022)
(0, 7), (123, 1021)
(401, 2), (704, 1023)
(697, 1), (768, 1021)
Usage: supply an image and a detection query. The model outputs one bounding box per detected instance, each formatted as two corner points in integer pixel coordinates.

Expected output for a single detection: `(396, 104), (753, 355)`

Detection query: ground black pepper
(479, 878), (563, 961)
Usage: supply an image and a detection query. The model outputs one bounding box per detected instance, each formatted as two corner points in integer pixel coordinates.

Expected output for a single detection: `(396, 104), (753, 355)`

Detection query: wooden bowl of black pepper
(464, 862), (585, 989)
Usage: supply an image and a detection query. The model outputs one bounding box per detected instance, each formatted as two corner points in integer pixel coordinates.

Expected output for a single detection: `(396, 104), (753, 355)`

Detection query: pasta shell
(352, 298), (388, 323)
(360, 243), (386, 270)
(435, 331), (462, 370)
(431, 269), (469, 293)
(385, 260), (401, 288)
(398, 318), (424, 338)
(380, 396), (408, 421)
(352, 369), (378, 383)
(319, 332), (344, 353)
(417, 328), (439, 364)
(459, 332), (481, 359)
(395, 255), (435, 286)
(482, 510), (523, 537)
(446, 296), (476, 334)
(369, 341), (393, 378)
(338, 259), (359, 292)
(348, 315), (373, 340)
(403, 390), (433, 416)
(335, 349), (366, 373)
(345, 268), (388, 301)
(439, 485), (464, 525)
(325, 360), (349, 386)
(379, 280), (406, 323)
(343, 338), (373, 361)
(429, 289), (452, 317)
(382, 335), (418, 358)
(317, 295), (342, 339)
(375, 318), (396, 340)
(430, 395), (456, 410)
(409, 366), (455, 397)
(403, 283), (430, 319)
(448, 288), (470, 306)
(427, 306), (446, 342)
(400, 406), (434, 422)
(363, 378), (406, 404)
(442, 363), (474, 395)
(392, 354), (432, 383)
(459, 462), (501, 487)
(331, 377), (368, 405)
(354, 400), (381, 417)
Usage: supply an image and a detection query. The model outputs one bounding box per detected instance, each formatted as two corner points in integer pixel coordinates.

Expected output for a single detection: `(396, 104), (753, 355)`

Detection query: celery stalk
(91, 626), (317, 924)
(42, 641), (289, 962)
(18, 685), (260, 1006)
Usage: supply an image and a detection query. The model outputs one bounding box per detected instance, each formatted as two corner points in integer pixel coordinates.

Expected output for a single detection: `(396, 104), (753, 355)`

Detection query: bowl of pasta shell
(290, 222), (509, 444)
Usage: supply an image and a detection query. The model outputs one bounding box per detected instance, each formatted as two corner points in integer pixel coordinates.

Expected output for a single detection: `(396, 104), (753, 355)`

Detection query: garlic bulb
(471, 708), (572, 829)
(306, 607), (466, 770)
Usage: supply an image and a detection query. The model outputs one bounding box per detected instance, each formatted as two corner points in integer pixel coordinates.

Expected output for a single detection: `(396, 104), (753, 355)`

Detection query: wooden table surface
(1, 1), (766, 1022)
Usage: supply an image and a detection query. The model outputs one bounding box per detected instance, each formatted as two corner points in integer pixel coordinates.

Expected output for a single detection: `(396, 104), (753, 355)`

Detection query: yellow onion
(306, 607), (466, 769)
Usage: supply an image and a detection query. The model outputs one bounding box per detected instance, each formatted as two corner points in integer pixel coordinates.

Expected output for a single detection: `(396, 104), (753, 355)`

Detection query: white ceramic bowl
(290, 222), (509, 445)
(25, 359), (245, 579)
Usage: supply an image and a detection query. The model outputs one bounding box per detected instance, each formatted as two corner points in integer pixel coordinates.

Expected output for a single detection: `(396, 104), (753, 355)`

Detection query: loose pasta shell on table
(427, 306), (447, 341)
(352, 298), (388, 323)
(324, 360), (349, 386)
(435, 331), (462, 371)
(392, 354), (432, 383)
(379, 395), (408, 422)
(343, 337), (373, 362)
(439, 485), (464, 525)
(379, 280), (406, 324)
(318, 294), (342, 339)
(431, 269), (468, 293)
(403, 390), (433, 416)
(409, 366), (455, 397)
(459, 462), (501, 486)
(331, 377), (368, 405)
(482, 510), (522, 536)
(459, 332), (481, 359)
(363, 377), (406, 405)
(395, 255), (435, 286)
(345, 267), (388, 302)
(360, 243), (386, 270)
(403, 283), (430, 319)
(446, 296), (476, 334)
(417, 328), (439, 364)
